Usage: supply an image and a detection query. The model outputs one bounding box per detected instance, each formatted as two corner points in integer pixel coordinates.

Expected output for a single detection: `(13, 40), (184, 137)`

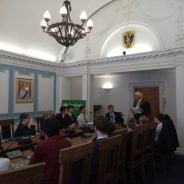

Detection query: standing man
(77, 106), (88, 127)
(132, 91), (151, 123)
(105, 105), (124, 124)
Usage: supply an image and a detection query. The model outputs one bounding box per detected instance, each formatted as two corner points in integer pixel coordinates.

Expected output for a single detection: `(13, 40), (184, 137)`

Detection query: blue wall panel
(0, 63), (56, 119)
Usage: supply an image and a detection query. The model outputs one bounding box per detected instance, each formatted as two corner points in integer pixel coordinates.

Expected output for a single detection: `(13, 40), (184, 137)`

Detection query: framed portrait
(122, 31), (135, 49)
(16, 78), (34, 103)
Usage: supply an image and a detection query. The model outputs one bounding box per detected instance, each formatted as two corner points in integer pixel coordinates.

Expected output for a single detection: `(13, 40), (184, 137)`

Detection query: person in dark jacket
(55, 106), (70, 129)
(105, 105), (124, 124)
(159, 114), (179, 153)
(154, 113), (179, 154)
(14, 113), (36, 137)
(132, 91), (151, 123)
(90, 116), (115, 184)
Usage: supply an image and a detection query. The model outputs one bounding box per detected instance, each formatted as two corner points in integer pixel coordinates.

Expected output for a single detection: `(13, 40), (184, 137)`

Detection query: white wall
(62, 76), (82, 100)
(38, 74), (54, 111)
(92, 69), (176, 123)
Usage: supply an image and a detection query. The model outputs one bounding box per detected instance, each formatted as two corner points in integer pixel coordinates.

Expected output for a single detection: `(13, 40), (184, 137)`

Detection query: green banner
(62, 100), (86, 118)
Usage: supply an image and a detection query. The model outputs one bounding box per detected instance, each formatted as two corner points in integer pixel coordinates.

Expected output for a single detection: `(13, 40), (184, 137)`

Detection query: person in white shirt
(154, 114), (163, 142)
(77, 106), (88, 127)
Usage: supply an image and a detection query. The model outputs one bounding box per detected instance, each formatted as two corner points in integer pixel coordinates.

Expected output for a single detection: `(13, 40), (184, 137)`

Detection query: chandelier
(40, 0), (93, 48)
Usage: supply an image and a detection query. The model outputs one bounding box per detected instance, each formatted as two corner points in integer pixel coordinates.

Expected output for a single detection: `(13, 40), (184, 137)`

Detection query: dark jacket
(106, 111), (124, 124)
(90, 137), (108, 184)
(14, 123), (36, 137)
(158, 119), (179, 154)
(55, 113), (69, 129)
(133, 99), (151, 121)
(30, 135), (71, 184)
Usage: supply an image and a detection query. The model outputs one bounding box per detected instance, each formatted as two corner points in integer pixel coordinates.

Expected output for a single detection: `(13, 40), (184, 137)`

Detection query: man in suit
(14, 113), (36, 137)
(132, 91), (151, 123)
(105, 105), (124, 124)
(30, 117), (71, 184)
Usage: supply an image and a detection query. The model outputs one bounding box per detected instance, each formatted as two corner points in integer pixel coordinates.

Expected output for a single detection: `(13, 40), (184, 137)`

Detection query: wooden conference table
(1, 124), (126, 170)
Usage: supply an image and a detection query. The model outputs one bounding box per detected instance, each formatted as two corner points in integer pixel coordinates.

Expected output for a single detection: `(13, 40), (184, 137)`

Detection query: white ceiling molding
(1, 47), (184, 75)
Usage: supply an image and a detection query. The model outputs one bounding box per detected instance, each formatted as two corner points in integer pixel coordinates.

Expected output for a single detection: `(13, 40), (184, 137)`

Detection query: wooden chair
(0, 162), (45, 184)
(142, 123), (156, 175)
(59, 142), (93, 184)
(96, 135), (122, 184)
(35, 117), (43, 133)
(0, 120), (15, 139)
(126, 126), (145, 184)
(111, 129), (127, 184)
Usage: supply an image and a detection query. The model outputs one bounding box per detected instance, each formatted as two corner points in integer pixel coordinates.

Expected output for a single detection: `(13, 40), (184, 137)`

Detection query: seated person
(90, 116), (114, 184)
(65, 105), (78, 128)
(139, 115), (150, 126)
(14, 113), (36, 137)
(154, 114), (164, 142)
(161, 114), (179, 153)
(0, 158), (10, 172)
(30, 116), (71, 184)
(55, 106), (69, 129)
(127, 118), (137, 133)
(105, 105), (124, 124)
(77, 106), (88, 127)
(37, 111), (53, 133)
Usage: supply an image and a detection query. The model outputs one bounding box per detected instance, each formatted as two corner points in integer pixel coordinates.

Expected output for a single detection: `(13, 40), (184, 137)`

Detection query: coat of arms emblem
(122, 31), (135, 48)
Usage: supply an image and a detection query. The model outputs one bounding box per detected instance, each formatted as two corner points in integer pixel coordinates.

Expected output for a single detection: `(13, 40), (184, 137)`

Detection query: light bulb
(60, 6), (67, 16)
(40, 19), (47, 29)
(69, 30), (74, 36)
(80, 11), (87, 23)
(51, 28), (56, 33)
(87, 19), (93, 30)
(43, 10), (51, 21)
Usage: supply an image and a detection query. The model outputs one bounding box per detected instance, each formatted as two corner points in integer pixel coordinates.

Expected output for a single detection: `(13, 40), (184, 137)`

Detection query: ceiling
(0, 0), (182, 63)
(0, 0), (110, 62)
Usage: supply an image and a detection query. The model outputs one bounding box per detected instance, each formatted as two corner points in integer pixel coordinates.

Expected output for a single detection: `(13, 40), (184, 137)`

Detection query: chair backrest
(0, 120), (15, 139)
(143, 123), (156, 151)
(59, 142), (93, 184)
(96, 135), (122, 184)
(111, 129), (127, 165)
(131, 126), (145, 157)
(0, 162), (45, 184)
(35, 117), (43, 133)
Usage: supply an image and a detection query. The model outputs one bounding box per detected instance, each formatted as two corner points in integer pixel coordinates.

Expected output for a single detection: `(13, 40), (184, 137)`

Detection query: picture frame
(16, 78), (34, 103)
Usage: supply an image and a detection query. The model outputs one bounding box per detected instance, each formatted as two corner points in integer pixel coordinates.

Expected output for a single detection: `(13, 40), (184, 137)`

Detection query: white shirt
(132, 99), (142, 114)
(77, 113), (88, 127)
(155, 122), (163, 142)
(97, 135), (108, 140)
(110, 112), (116, 123)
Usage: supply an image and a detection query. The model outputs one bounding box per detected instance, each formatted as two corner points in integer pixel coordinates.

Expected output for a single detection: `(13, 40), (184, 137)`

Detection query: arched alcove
(100, 23), (163, 58)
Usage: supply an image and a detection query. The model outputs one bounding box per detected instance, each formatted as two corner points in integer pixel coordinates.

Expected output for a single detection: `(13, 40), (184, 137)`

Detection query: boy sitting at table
(30, 116), (71, 184)
(90, 116), (115, 184)
(14, 113), (36, 137)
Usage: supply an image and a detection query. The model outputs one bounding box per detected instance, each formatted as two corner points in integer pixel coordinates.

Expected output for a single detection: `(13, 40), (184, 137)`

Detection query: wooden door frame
(128, 81), (165, 114)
